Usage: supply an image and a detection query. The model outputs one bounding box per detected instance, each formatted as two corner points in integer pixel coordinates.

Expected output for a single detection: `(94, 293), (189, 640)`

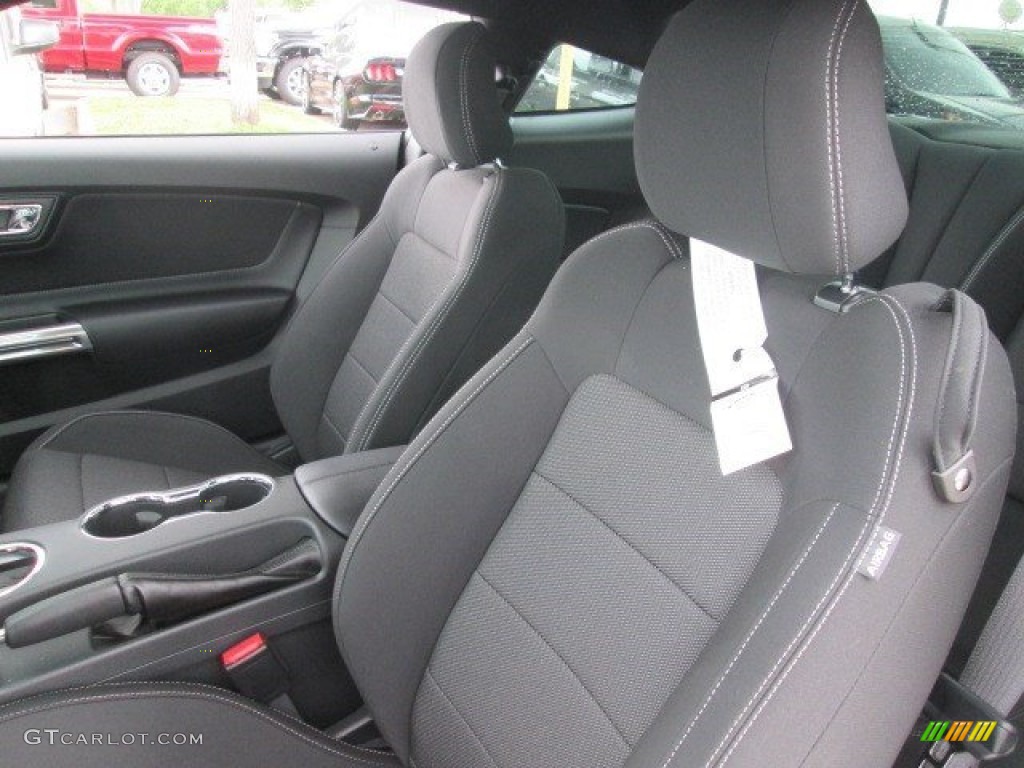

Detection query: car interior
(0, 0), (1022, 766)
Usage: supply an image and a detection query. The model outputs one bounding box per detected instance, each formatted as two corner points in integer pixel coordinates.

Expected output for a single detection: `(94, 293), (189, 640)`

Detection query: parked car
(0, 5), (57, 136)
(254, 5), (335, 106)
(302, 0), (461, 129)
(22, 0), (224, 97)
(950, 27), (1024, 96)
(879, 16), (1024, 128)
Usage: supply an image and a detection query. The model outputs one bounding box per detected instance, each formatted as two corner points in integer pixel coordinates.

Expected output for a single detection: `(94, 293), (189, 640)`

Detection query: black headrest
(403, 22), (513, 167)
(635, 0), (908, 275)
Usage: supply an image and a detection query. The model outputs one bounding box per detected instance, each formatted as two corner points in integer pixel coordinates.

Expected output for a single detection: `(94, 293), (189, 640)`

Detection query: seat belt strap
(931, 290), (989, 504)
(962, 553), (1024, 719)
(689, 238), (792, 476)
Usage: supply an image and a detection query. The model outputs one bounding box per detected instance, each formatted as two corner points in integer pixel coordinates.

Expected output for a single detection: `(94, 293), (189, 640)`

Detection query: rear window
(870, 0), (1024, 132)
(516, 44), (642, 113)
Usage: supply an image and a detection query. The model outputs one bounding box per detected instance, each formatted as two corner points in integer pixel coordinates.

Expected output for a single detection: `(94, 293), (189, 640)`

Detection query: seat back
(334, 2), (1017, 767)
(270, 22), (564, 461)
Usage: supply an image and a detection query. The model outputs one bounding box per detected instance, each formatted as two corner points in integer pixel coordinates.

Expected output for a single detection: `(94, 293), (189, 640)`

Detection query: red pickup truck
(22, 0), (223, 97)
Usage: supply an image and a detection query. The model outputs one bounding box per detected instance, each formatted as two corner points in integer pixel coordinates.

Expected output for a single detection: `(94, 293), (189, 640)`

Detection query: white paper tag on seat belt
(691, 238), (792, 474)
(710, 378), (792, 475)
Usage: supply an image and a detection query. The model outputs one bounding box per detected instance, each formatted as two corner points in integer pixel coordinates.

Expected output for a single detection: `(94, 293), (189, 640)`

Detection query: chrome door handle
(0, 322), (92, 365)
(0, 204), (44, 237)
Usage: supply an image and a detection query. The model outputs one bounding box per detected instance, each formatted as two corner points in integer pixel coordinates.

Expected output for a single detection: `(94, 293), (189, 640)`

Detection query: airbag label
(857, 526), (902, 581)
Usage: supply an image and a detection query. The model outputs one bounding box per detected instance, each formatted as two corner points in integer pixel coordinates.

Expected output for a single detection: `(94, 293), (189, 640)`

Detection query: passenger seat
(1, 21), (565, 531)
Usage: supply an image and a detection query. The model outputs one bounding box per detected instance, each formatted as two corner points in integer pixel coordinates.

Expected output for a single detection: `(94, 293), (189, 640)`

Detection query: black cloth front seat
(1, 21), (564, 531)
(0, 2), (1015, 767)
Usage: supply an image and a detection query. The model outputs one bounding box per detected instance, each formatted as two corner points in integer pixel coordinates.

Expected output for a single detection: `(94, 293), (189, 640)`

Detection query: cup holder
(81, 474), (275, 539)
(0, 542), (45, 598)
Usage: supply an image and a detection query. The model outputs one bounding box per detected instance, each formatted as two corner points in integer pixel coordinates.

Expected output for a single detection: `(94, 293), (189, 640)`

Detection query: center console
(0, 445), (403, 719)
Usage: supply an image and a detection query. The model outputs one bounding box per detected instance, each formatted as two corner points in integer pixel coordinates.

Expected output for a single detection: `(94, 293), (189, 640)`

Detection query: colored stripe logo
(921, 720), (998, 743)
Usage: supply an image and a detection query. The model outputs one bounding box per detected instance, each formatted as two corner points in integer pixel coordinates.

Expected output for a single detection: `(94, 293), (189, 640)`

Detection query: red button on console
(221, 632), (267, 669)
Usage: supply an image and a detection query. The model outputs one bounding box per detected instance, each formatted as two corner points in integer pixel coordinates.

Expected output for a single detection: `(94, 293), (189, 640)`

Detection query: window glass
(9, 0), (464, 137)
(0, 12), (10, 60)
(1, 6), (50, 137)
(869, 0), (1024, 130)
(516, 44), (642, 113)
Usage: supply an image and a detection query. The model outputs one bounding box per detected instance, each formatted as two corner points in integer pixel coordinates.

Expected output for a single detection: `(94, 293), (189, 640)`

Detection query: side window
(0, 14), (10, 61)
(869, 1), (1024, 132)
(516, 44), (642, 113)
(8, 0), (464, 138)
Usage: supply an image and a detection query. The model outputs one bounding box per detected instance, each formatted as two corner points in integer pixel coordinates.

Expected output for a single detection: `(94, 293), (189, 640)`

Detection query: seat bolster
(0, 682), (399, 768)
(2, 410), (284, 530)
(348, 165), (565, 452)
(335, 334), (572, 762)
(270, 155), (444, 462)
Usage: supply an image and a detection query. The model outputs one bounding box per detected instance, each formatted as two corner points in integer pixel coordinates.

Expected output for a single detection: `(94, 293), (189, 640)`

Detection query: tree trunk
(936, 0), (950, 26)
(229, 0), (259, 126)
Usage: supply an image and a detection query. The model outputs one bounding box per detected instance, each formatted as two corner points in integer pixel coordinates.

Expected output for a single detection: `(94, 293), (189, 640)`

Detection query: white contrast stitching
(336, 336), (535, 609)
(655, 502), (841, 768)
(351, 168), (504, 452)
(833, 0), (859, 274)
(658, 293), (914, 768)
(825, 0), (857, 276)
(716, 295), (917, 768)
(585, 220), (683, 260)
(825, 1), (845, 275)
(459, 28), (484, 165)
(961, 207), (1024, 291)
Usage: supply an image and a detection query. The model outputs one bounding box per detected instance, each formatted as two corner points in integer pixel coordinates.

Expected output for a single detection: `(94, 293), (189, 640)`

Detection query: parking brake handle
(2, 538), (320, 649)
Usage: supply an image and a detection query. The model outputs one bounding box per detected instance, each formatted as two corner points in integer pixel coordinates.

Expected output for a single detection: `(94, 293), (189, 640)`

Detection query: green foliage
(1001, 0), (1023, 26)
(82, 0), (315, 19)
(85, 95), (332, 134)
(140, 0), (225, 17)
(274, 0), (317, 10)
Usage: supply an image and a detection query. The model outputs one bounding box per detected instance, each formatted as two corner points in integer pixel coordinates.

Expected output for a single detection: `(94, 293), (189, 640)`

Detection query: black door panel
(0, 193), (321, 439)
(0, 194), (308, 294)
(0, 131), (405, 484)
(2, 288), (288, 417)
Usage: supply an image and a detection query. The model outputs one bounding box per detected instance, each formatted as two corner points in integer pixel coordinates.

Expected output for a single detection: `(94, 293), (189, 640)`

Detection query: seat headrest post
(635, 0), (908, 275)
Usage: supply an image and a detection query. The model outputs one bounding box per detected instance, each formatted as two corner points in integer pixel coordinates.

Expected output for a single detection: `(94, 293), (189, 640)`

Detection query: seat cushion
(0, 682), (399, 768)
(2, 410), (285, 531)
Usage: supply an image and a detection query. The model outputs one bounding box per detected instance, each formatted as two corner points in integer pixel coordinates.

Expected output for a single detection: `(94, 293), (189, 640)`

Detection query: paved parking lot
(46, 72), (231, 102)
